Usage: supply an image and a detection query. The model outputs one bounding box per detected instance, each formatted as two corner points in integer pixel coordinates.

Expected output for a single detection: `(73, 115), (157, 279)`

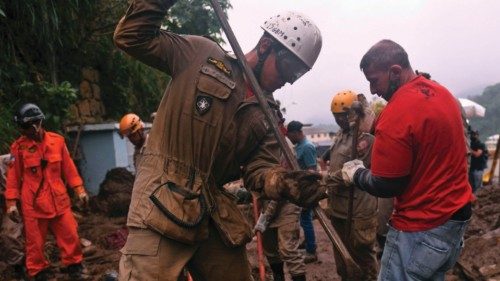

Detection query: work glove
(234, 187), (252, 204)
(6, 200), (22, 223)
(341, 160), (365, 185)
(253, 213), (270, 233)
(74, 185), (89, 207)
(264, 167), (327, 208)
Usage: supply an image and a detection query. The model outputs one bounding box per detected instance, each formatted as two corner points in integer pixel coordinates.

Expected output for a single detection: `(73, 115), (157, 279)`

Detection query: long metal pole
(252, 195), (267, 281)
(209, 0), (360, 274)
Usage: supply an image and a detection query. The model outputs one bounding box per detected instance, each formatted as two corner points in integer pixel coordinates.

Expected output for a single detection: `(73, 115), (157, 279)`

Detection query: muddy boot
(67, 263), (91, 280)
(291, 274), (306, 281)
(270, 262), (285, 281)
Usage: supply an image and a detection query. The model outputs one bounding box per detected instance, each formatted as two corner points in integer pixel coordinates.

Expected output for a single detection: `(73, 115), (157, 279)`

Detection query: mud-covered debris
(452, 184), (500, 281)
(90, 168), (134, 217)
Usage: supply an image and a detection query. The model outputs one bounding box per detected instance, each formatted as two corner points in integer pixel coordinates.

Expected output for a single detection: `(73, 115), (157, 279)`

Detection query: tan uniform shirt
(114, 0), (281, 244)
(328, 131), (377, 219)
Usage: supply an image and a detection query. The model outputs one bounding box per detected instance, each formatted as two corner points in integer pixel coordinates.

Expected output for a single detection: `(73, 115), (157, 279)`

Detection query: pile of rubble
(90, 168), (134, 217)
(452, 184), (500, 281)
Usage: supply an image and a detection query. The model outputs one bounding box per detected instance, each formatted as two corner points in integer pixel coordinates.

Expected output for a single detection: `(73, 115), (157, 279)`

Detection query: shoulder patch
(207, 57), (231, 76)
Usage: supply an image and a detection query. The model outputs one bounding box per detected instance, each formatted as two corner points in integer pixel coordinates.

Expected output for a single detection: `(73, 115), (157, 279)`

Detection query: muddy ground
(246, 184), (500, 281)
(1, 173), (498, 280)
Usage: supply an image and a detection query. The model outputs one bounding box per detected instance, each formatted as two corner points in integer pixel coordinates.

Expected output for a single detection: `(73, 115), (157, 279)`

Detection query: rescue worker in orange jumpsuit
(5, 103), (90, 280)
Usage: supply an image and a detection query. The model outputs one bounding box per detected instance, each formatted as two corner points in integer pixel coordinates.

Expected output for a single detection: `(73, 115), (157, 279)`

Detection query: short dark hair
(360, 39), (411, 71)
(287, 120), (303, 132)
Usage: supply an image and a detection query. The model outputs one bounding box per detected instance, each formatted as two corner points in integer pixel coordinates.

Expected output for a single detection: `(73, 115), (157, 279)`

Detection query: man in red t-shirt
(340, 40), (472, 281)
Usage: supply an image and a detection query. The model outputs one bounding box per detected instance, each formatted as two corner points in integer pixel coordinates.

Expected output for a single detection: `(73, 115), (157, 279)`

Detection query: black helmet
(14, 103), (45, 127)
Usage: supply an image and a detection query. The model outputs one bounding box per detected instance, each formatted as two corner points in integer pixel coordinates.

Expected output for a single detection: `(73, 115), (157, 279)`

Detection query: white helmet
(261, 11), (322, 69)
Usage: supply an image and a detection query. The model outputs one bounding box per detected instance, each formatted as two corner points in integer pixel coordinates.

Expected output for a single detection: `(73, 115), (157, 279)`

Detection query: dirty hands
(6, 200), (22, 223)
(264, 167), (327, 208)
(74, 185), (89, 207)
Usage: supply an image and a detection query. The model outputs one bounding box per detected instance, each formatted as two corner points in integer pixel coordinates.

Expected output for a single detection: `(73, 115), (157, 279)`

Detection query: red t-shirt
(372, 76), (473, 231)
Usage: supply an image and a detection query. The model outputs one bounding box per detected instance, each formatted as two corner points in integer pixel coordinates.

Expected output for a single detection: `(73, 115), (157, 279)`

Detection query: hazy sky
(222, 0), (500, 124)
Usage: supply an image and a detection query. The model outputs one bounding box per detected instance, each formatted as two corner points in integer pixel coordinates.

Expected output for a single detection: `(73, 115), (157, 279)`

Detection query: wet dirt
(452, 184), (500, 281)
(1, 182), (498, 281)
(90, 168), (134, 217)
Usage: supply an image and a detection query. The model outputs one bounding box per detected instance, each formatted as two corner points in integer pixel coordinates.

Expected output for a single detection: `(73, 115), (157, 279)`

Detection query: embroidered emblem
(28, 146), (37, 153)
(207, 57), (231, 76)
(196, 95), (213, 115)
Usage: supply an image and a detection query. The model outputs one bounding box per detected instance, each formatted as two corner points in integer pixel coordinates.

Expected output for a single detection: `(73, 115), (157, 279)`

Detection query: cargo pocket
(144, 177), (209, 245)
(353, 216), (377, 247)
(120, 230), (161, 281)
(47, 153), (71, 209)
(406, 235), (450, 279)
(210, 187), (253, 247)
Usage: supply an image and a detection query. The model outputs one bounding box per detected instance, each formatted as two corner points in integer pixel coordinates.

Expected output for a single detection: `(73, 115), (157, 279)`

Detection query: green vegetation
(468, 83), (500, 141)
(0, 0), (230, 154)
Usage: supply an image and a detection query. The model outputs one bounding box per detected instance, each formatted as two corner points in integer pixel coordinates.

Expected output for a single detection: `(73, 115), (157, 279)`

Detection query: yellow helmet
(331, 90), (358, 114)
(119, 113), (143, 137)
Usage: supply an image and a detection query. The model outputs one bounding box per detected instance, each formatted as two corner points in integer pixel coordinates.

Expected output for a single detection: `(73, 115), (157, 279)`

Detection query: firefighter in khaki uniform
(254, 121), (305, 281)
(5, 103), (89, 280)
(113, 1), (325, 280)
(326, 91), (379, 280)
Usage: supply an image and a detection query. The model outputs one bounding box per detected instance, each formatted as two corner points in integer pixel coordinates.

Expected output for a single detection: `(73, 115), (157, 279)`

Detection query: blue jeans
(468, 169), (483, 193)
(300, 208), (316, 254)
(378, 219), (469, 281)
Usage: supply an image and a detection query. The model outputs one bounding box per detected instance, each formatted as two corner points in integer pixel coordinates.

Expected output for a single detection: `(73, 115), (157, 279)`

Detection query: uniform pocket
(46, 153), (62, 175)
(121, 230), (161, 255)
(144, 175), (209, 245)
(192, 68), (231, 126)
(406, 235), (450, 280)
(120, 230), (161, 281)
(210, 188), (253, 247)
(353, 216), (378, 247)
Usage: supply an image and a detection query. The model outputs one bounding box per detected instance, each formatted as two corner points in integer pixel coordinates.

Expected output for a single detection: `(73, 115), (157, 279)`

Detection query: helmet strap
(253, 41), (274, 84)
(32, 119), (43, 133)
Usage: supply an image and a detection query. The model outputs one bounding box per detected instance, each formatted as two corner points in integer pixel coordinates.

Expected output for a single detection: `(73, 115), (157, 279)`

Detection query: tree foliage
(469, 83), (500, 141)
(0, 0), (230, 154)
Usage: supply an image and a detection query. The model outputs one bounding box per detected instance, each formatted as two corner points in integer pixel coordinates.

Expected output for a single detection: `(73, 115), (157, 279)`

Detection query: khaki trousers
(262, 221), (305, 276)
(119, 222), (253, 281)
(330, 216), (379, 281)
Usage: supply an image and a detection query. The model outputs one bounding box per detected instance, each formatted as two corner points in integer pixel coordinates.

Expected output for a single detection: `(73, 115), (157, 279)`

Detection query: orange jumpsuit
(5, 131), (83, 277)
